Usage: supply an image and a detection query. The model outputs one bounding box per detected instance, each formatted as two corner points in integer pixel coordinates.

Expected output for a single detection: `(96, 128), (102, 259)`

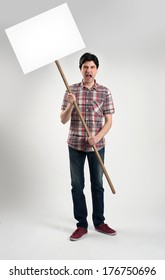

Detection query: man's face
(80, 61), (98, 85)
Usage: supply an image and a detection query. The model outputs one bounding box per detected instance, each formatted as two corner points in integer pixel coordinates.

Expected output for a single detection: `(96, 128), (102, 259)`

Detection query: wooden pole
(55, 60), (116, 194)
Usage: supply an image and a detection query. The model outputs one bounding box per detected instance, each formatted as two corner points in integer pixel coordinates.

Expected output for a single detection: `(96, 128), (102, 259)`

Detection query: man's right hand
(67, 92), (76, 104)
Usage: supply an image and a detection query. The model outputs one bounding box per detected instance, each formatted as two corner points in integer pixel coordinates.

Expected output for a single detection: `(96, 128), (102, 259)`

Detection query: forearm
(96, 119), (112, 142)
(88, 114), (112, 146)
(60, 103), (74, 124)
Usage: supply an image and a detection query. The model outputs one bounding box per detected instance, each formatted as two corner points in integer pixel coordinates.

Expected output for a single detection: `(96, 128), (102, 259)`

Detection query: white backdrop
(0, 0), (165, 260)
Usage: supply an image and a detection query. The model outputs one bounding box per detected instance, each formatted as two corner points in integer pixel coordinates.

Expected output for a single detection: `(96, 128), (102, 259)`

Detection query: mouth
(85, 73), (92, 79)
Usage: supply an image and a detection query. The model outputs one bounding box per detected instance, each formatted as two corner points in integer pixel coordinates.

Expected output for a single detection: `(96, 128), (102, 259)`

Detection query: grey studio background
(0, 0), (165, 260)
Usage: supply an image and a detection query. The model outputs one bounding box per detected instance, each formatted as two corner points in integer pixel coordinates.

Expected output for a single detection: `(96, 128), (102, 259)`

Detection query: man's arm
(87, 114), (112, 146)
(60, 92), (76, 124)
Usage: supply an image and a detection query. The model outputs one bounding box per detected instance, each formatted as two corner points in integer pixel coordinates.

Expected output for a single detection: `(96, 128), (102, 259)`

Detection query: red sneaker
(95, 223), (116, 235)
(70, 227), (88, 241)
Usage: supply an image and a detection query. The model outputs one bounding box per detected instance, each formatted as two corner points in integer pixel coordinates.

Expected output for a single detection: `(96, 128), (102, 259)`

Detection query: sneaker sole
(70, 233), (87, 241)
(95, 229), (116, 236)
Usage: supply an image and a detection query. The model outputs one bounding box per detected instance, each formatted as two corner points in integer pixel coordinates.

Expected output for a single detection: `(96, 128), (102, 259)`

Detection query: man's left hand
(87, 135), (99, 146)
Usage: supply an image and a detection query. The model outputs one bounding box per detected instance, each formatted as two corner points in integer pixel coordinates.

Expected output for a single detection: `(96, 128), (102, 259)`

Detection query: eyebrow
(83, 65), (96, 68)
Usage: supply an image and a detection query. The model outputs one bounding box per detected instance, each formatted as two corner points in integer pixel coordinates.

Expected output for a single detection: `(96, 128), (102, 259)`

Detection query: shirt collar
(80, 80), (98, 90)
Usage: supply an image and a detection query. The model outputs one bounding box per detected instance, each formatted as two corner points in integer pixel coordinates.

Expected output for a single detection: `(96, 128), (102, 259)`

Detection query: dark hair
(79, 52), (99, 69)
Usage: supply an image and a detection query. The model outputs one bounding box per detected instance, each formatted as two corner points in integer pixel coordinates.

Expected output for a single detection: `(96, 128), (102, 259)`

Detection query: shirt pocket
(92, 100), (104, 116)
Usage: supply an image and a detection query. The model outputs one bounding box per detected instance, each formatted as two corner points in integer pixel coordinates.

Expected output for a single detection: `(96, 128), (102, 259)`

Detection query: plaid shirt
(61, 80), (115, 152)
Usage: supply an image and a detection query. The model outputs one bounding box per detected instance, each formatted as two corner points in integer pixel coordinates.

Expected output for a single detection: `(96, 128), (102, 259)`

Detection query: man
(60, 53), (116, 241)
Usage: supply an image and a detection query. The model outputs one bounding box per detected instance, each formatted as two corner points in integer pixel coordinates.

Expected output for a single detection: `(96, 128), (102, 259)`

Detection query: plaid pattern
(61, 81), (115, 152)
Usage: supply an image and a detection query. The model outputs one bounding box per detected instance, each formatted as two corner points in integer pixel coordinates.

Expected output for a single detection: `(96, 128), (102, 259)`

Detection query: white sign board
(5, 3), (85, 74)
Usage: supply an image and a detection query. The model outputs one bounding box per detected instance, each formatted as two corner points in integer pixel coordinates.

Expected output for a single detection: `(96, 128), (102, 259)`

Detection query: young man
(60, 53), (116, 241)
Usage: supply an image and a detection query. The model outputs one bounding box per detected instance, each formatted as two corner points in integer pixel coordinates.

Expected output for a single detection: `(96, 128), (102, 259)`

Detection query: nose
(86, 67), (91, 72)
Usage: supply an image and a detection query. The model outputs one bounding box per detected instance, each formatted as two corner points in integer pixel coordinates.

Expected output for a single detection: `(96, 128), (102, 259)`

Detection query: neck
(83, 80), (95, 89)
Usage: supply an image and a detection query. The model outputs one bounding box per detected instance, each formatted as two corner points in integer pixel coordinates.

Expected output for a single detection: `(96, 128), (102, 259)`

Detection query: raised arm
(60, 92), (76, 124)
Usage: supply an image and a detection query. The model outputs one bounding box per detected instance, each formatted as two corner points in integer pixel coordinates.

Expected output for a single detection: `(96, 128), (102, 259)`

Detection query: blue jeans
(68, 146), (105, 229)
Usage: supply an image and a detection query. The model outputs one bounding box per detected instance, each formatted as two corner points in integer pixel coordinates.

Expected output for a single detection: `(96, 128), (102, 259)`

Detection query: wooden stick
(55, 60), (116, 194)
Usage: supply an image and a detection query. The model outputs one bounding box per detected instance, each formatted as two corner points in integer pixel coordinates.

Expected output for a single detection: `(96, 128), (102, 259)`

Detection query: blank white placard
(5, 3), (85, 74)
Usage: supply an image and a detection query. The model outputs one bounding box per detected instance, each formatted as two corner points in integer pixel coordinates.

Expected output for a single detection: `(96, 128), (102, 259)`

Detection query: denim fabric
(68, 146), (105, 228)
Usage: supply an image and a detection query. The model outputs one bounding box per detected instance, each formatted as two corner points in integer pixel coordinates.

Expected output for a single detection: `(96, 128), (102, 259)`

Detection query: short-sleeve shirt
(61, 80), (115, 152)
